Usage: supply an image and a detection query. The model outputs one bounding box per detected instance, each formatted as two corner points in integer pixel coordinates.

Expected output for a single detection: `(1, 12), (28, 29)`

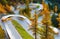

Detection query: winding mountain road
(1, 15), (34, 39)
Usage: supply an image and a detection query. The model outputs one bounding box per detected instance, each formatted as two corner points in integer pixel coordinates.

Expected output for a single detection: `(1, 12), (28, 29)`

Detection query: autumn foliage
(0, 3), (7, 13)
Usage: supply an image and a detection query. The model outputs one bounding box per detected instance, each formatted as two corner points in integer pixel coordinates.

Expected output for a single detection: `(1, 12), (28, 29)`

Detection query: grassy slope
(12, 20), (34, 39)
(0, 26), (5, 39)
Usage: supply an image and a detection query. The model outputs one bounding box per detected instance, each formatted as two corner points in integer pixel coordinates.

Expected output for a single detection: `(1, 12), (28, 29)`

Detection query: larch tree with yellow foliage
(56, 13), (60, 28)
(36, 0), (56, 39)
(24, 0), (31, 18)
(29, 13), (38, 39)
(0, 3), (7, 14)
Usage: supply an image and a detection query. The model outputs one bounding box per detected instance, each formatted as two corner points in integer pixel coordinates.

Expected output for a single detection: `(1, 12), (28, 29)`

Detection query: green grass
(12, 20), (34, 39)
